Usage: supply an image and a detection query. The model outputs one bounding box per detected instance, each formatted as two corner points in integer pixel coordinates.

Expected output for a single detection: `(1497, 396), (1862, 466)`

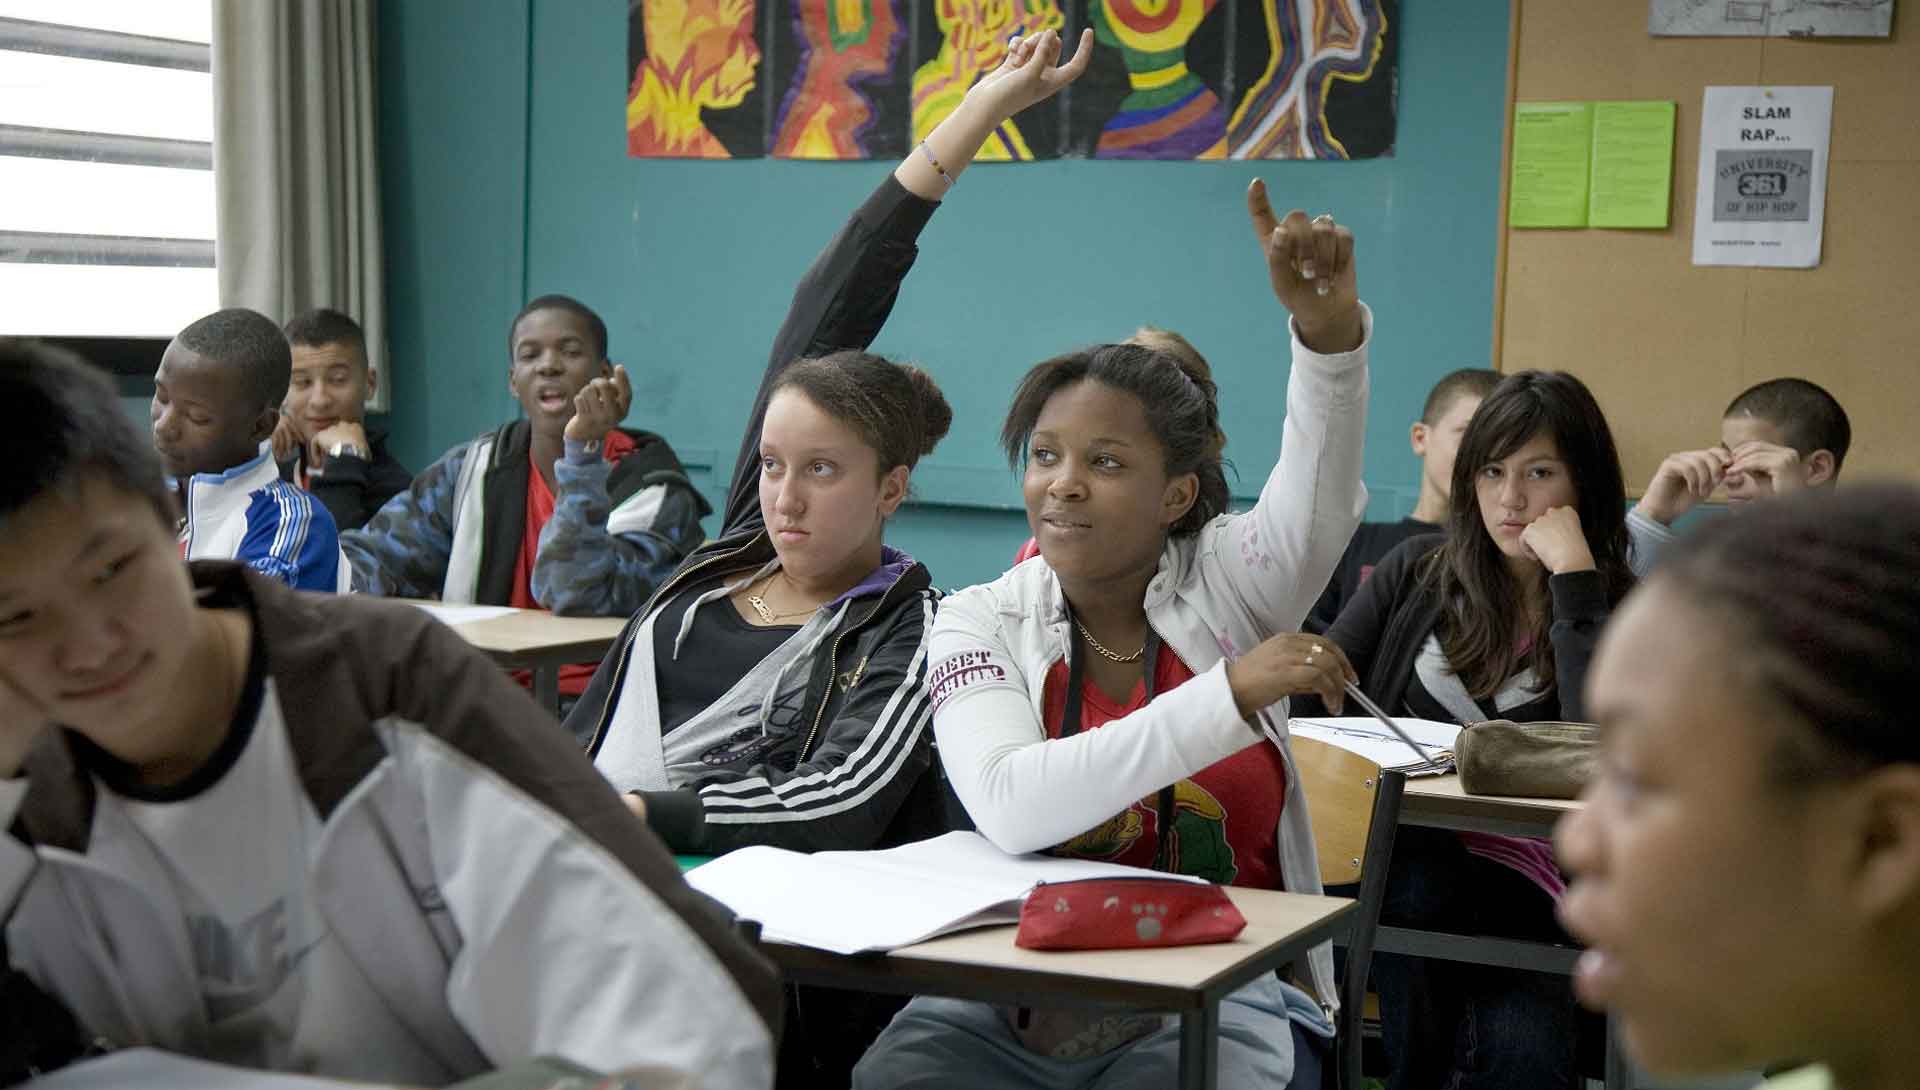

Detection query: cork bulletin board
(1492, 2), (1918, 486)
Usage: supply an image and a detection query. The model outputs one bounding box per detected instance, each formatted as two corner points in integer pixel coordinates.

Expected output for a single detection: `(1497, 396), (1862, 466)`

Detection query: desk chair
(1292, 737), (1407, 1090)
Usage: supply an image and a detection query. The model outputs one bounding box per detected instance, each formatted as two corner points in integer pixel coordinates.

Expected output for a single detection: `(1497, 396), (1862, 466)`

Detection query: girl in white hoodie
(854, 185), (1373, 1090)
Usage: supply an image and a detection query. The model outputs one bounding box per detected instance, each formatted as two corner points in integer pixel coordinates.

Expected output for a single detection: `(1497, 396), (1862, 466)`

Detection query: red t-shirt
(1040, 644), (1287, 889)
(509, 430), (638, 697)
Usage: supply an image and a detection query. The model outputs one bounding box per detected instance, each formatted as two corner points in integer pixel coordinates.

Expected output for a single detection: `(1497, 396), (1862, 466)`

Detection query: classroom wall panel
(1498, 2), (1918, 488)
(377, 0), (533, 473)
(381, 0), (1514, 589)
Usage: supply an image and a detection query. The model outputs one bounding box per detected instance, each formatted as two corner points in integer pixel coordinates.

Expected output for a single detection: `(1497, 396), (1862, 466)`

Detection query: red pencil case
(1015, 877), (1247, 951)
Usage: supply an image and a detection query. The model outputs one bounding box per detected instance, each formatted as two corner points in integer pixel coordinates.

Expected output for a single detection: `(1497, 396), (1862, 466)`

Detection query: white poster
(1692, 86), (1833, 268)
(1651, 0), (1894, 38)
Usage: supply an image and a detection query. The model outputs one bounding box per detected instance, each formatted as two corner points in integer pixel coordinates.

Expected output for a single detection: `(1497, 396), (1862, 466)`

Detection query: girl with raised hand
(572, 29), (1093, 857)
(854, 184), (1372, 1089)
(1558, 484), (1920, 1090)
(1307, 370), (1635, 1090)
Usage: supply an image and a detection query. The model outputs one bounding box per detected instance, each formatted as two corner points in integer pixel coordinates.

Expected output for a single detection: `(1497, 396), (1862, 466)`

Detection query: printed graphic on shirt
(700, 679), (809, 770)
(188, 899), (322, 1022)
(1057, 780), (1240, 885)
(929, 650), (1010, 712)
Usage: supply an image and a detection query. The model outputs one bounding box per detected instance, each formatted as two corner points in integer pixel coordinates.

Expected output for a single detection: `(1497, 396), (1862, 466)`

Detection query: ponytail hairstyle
(1428, 369), (1633, 699)
(770, 350), (953, 476)
(1001, 340), (1229, 538)
(1655, 483), (1920, 783)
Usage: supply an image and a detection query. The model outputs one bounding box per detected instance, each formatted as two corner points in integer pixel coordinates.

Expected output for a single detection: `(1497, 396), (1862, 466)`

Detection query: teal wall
(379, 0), (1513, 591)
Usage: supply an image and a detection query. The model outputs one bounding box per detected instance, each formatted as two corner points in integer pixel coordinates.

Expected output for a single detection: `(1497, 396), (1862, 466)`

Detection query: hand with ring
(1226, 632), (1358, 719)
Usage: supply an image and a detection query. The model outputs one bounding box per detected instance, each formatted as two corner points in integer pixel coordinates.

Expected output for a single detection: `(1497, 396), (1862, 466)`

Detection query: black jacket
(277, 422), (414, 532)
(1299, 534), (1618, 722)
(567, 175), (948, 854)
(1304, 517), (1440, 634)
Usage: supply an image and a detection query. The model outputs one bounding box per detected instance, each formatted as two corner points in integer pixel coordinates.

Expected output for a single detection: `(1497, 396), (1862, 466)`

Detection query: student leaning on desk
(1558, 484), (1920, 1090)
(0, 341), (779, 1089)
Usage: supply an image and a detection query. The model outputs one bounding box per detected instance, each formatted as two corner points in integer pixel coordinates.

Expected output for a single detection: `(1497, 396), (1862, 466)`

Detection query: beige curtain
(212, 0), (387, 409)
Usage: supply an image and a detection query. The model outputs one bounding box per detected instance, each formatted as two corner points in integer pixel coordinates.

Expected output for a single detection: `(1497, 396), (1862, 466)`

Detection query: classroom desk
(407, 602), (627, 714)
(760, 887), (1354, 1090)
(1375, 775), (1632, 1090)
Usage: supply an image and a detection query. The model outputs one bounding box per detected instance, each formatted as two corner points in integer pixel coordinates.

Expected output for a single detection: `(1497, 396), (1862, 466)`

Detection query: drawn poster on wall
(1650, 0), (1893, 38)
(1692, 86), (1833, 268)
(626, 0), (1397, 160)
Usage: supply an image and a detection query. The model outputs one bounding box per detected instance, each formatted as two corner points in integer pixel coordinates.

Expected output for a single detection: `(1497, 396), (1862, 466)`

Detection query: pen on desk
(1341, 680), (1450, 771)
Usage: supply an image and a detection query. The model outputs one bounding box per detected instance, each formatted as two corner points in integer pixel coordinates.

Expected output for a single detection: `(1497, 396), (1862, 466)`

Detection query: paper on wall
(1692, 86), (1833, 268)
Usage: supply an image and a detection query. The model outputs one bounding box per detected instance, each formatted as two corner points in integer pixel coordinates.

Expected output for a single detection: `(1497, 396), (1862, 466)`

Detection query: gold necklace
(745, 572), (817, 624)
(1074, 618), (1145, 663)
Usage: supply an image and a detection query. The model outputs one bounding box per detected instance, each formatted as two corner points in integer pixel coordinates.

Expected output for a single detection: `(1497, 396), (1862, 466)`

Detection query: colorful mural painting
(626, 0), (1396, 160)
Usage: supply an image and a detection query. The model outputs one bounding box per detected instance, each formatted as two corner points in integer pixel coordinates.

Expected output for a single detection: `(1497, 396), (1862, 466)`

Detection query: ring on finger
(1312, 213), (1335, 225)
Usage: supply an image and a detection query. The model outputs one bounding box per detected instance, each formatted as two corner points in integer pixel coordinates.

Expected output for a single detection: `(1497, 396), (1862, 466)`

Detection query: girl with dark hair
(852, 185), (1373, 1089)
(1558, 483), (1920, 1090)
(1310, 369), (1633, 1090)
(571, 31), (1091, 859)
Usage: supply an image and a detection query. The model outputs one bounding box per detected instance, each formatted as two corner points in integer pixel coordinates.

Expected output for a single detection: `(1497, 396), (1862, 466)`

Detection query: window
(0, 0), (215, 343)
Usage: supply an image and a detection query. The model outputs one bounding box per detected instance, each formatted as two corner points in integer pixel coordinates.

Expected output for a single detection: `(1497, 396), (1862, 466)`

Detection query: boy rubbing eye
(1628, 377), (1850, 575)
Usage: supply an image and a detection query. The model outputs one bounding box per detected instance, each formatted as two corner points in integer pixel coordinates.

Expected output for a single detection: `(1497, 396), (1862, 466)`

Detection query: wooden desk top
(400, 601), (628, 665)
(1400, 774), (1581, 836)
(762, 887), (1353, 1011)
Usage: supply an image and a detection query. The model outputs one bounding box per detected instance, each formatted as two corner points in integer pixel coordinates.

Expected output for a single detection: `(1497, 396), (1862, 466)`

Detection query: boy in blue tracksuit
(152, 308), (348, 592)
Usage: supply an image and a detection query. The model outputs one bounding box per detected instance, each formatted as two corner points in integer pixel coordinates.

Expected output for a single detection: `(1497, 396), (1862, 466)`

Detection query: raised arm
(1209, 184), (1371, 634)
(719, 29), (1095, 537)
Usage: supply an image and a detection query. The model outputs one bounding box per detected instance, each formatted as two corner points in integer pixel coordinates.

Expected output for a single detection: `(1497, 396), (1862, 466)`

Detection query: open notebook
(686, 831), (1205, 955)
(1289, 716), (1463, 776)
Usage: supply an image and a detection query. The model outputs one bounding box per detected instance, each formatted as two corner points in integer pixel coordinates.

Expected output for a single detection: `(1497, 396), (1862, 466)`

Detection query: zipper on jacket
(584, 540), (757, 754)
(794, 567), (922, 763)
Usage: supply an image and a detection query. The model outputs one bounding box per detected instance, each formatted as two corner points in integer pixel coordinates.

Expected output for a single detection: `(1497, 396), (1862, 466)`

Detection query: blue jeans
(1375, 826), (1579, 1090)
(852, 974), (1330, 1090)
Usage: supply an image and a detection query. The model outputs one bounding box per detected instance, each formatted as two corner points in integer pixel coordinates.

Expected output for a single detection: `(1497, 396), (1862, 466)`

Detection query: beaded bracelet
(918, 141), (955, 189)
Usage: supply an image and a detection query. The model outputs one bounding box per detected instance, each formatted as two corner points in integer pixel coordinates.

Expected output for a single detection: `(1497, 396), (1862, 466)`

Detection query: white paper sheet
(1692, 86), (1832, 268)
(24, 1048), (395, 1089)
(1289, 717), (1463, 775)
(686, 831), (1205, 955)
(409, 603), (518, 626)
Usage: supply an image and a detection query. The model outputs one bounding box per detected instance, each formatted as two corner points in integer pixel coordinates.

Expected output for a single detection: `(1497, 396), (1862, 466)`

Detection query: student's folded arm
(719, 179), (940, 538)
(307, 453), (372, 531)
(638, 595), (939, 853)
(310, 448), (412, 532)
(535, 448), (702, 617)
(1547, 569), (1614, 722)
(928, 592), (1263, 855)
(1213, 307), (1372, 636)
(339, 449), (463, 598)
(234, 487), (344, 592)
(1624, 507), (1675, 579)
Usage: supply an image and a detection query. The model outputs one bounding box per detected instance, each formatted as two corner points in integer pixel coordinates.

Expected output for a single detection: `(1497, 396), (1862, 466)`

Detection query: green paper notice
(1511, 102), (1593, 228)
(1590, 101), (1675, 228)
